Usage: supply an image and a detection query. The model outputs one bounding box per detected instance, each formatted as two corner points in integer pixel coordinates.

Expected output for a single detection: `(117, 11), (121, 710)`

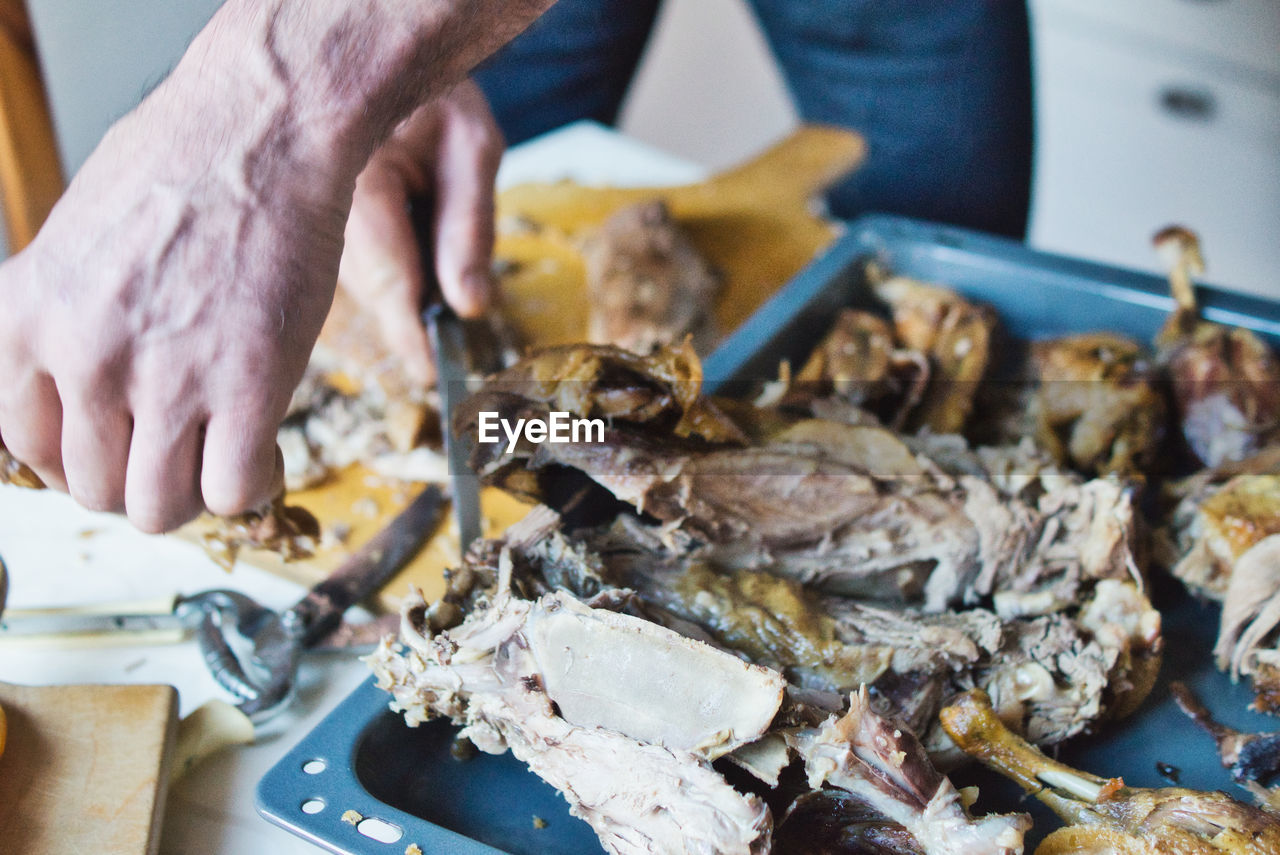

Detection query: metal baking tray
(258, 214), (1280, 854)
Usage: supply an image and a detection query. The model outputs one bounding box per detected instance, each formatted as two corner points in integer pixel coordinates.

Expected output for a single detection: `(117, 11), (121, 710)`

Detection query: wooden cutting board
(221, 125), (865, 612)
(0, 682), (177, 855)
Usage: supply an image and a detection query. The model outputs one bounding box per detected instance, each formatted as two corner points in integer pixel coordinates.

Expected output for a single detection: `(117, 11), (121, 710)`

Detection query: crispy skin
(789, 308), (930, 430)
(199, 494), (320, 570)
(1163, 449), (1280, 598)
(1027, 334), (1164, 479)
(872, 274), (996, 435)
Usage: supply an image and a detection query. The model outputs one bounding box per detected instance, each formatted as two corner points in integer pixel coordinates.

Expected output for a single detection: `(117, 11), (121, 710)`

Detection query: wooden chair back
(0, 0), (63, 253)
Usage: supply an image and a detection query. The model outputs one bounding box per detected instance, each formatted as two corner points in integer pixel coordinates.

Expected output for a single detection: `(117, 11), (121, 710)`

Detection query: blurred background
(8, 0), (1280, 296)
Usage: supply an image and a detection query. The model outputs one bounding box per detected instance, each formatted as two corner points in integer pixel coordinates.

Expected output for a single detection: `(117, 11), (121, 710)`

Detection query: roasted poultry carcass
(942, 688), (1280, 855)
(370, 526), (1031, 855)
(1154, 226), (1280, 468)
(450, 344), (1160, 754)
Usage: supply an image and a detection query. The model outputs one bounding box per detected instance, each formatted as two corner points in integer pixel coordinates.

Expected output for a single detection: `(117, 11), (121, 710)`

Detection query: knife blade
(409, 196), (484, 560)
(425, 305), (483, 559)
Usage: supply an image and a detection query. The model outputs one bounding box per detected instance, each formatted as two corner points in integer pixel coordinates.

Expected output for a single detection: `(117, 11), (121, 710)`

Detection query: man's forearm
(153, 0), (552, 187)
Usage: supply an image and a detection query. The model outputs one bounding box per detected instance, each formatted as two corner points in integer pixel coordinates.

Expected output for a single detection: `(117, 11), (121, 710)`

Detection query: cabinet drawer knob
(1159, 86), (1217, 121)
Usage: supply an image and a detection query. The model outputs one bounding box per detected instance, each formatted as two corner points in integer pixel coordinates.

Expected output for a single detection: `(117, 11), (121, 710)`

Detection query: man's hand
(0, 92), (347, 533)
(339, 80), (503, 386)
(0, 0), (553, 534)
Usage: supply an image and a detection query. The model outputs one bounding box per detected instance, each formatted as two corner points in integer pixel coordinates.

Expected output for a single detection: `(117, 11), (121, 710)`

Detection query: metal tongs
(179, 485), (446, 722)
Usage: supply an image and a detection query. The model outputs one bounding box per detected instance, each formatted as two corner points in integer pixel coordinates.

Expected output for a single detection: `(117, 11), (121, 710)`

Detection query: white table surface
(0, 121), (704, 855)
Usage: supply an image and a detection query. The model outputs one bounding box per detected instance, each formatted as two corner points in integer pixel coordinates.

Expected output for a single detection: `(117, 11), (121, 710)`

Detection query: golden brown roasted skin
(941, 689), (1280, 855)
(789, 308), (929, 430)
(458, 339), (746, 447)
(1027, 333), (1165, 479)
(582, 199), (721, 356)
(1164, 448), (1280, 597)
(1163, 451), (1280, 712)
(871, 273), (996, 435)
(1154, 226), (1280, 468)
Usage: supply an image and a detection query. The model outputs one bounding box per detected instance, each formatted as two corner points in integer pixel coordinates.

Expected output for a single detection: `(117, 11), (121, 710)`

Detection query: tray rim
(704, 213), (1280, 392)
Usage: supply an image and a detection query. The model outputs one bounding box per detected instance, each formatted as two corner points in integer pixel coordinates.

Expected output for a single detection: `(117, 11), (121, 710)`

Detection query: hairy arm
(0, 0), (551, 532)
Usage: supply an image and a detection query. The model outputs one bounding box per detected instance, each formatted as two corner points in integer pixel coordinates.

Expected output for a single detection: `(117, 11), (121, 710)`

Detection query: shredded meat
(199, 493), (320, 570)
(789, 687), (1029, 855)
(370, 580), (777, 855)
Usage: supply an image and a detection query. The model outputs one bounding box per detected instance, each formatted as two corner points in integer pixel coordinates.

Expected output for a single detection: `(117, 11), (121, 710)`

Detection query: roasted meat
(199, 493), (321, 570)
(1024, 333), (1165, 479)
(463, 345), (1144, 605)
(788, 687), (1029, 854)
(370, 574), (782, 855)
(0, 439), (318, 568)
(1163, 450), (1280, 711)
(774, 791), (928, 855)
(1154, 226), (1280, 468)
(942, 689), (1280, 854)
(455, 344), (1160, 751)
(582, 199), (721, 355)
(788, 308), (930, 430)
(590, 513), (1156, 761)
(870, 272), (996, 435)
(1164, 449), (1280, 599)
(1216, 534), (1280, 712)
(370, 550), (1029, 855)
(279, 363), (443, 490)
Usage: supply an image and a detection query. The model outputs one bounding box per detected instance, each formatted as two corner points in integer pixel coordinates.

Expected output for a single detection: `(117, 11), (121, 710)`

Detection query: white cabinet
(1028, 0), (1280, 298)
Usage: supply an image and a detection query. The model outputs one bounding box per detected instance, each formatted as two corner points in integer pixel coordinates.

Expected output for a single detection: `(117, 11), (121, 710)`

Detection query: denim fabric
(476, 0), (1032, 238)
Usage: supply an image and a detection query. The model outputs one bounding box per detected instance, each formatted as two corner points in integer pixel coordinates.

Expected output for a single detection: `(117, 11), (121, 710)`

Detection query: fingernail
(459, 271), (493, 317)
